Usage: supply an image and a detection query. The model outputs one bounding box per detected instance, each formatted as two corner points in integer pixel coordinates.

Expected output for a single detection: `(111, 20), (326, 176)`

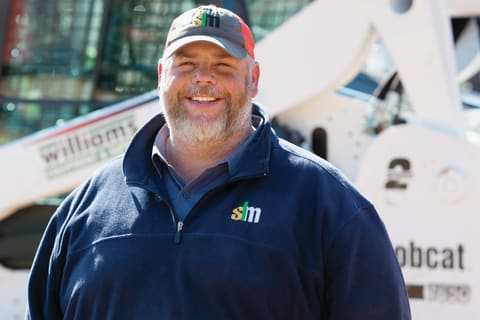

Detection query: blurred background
(0, 0), (315, 145)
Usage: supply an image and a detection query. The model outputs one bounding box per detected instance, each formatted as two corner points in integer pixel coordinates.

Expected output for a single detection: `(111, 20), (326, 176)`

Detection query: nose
(192, 63), (216, 85)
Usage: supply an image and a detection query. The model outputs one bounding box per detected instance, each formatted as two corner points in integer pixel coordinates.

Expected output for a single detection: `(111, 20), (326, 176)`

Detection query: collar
(123, 103), (272, 193)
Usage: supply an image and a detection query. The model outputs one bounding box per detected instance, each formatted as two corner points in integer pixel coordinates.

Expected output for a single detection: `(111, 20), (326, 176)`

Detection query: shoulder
(92, 154), (126, 185)
(53, 155), (126, 221)
(270, 136), (372, 210)
(274, 136), (332, 170)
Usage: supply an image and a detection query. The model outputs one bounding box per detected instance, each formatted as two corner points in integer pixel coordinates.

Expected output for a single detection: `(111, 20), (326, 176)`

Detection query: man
(26, 5), (411, 319)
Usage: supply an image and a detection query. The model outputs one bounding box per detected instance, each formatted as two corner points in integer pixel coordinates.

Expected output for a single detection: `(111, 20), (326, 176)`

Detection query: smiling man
(158, 40), (259, 182)
(26, 5), (411, 320)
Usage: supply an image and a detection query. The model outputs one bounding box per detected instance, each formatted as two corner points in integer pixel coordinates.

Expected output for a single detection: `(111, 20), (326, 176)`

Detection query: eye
(178, 61), (194, 66)
(215, 62), (235, 71)
(173, 60), (195, 71)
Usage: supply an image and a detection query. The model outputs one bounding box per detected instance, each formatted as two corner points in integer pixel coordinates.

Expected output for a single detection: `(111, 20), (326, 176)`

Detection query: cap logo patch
(192, 9), (220, 28)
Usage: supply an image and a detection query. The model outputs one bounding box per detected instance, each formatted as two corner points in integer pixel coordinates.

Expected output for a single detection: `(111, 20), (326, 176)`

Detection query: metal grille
(4, 0), (104, 75)
(0, 0), (313, 144)
(247, 0), (313, 41)
(99, 0), (197, 94)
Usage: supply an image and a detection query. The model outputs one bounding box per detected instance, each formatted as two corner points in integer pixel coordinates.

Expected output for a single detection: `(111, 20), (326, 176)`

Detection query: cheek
(159, 82), (178, 111)
(160, 73), (176, 90)
(160, 67), (185, 87)
(161, 80), (183, 106)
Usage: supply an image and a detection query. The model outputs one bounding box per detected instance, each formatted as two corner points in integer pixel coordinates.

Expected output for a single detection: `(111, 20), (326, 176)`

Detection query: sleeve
(25, 186), (84, 320)
(323, 205), (411, 320)
(25, 212), (64, 320)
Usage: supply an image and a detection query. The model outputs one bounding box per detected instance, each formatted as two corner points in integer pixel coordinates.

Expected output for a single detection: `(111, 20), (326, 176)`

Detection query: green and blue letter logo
(231, 201), (262, 224)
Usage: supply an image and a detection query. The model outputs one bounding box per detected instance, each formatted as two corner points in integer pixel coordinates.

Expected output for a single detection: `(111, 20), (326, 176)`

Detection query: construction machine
(1, 0), (480, 318)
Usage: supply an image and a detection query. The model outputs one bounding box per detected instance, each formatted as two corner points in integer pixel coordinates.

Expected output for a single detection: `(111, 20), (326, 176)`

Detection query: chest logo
(231, 201), (262, 224)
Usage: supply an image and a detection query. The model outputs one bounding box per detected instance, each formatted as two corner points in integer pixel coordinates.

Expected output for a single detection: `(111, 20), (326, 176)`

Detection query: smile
(190, 96), (218, 102)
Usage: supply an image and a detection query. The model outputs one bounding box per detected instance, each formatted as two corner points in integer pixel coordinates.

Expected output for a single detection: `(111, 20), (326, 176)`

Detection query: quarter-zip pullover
(26, 104), (411, 319)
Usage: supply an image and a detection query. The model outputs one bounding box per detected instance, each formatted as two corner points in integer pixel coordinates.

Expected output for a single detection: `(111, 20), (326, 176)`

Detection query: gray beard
(161, 85), (252, 147)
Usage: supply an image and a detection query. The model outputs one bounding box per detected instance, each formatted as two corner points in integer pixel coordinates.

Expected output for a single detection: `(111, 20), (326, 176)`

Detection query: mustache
(182, 86), (223, 98)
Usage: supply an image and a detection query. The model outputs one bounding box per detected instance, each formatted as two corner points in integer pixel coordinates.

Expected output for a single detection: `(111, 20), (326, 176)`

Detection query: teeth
(192, 96), (217, 102)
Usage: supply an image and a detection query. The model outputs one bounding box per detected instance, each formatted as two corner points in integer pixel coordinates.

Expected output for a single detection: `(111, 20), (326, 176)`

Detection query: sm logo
(231, 201), (262, 224)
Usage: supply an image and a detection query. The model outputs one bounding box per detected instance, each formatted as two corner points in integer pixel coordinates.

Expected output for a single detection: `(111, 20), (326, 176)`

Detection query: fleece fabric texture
(26, 104), (411, 319)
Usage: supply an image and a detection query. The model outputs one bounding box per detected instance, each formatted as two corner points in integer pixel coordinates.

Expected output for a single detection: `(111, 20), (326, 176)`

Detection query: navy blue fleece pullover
(26, 104), (411, 319)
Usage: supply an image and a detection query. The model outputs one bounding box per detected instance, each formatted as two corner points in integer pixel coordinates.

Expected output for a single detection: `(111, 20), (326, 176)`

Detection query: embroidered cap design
(191, 9), (220, 28)
(163, 5), (255, 59)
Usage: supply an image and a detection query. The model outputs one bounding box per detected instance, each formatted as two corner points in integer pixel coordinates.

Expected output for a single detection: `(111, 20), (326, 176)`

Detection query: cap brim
(163, 35), (247, 59)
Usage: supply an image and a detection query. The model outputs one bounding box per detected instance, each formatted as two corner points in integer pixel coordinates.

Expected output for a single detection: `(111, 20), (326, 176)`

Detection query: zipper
(151, 171), (268, 245)
(174, 220), (184, 244)
(167, 205), (183, 245)
(156, 195), (184, 245)
(170, 173), (267, 244)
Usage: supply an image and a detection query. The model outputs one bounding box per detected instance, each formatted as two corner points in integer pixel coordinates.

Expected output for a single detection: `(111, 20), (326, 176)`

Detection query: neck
(166, 126), (254, 183)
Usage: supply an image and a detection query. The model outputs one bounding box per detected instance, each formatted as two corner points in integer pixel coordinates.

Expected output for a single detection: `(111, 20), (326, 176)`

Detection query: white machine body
(2, 0), (480, 318)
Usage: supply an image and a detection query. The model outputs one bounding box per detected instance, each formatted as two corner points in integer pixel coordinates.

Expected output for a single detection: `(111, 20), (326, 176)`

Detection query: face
(158, 41), (259, 146)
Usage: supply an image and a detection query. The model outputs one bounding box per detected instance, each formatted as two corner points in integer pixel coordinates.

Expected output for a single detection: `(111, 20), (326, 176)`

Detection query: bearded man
(26, 5), (411, 320)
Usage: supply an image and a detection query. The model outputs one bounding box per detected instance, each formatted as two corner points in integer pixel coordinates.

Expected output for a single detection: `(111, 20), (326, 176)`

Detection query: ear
(157, 59), (163, 79)
(250, 62), (260, 98)
(157, 59), (163, 91)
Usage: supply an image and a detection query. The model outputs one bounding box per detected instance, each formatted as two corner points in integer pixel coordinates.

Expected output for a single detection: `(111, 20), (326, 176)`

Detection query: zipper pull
(174, 221), (184, 244)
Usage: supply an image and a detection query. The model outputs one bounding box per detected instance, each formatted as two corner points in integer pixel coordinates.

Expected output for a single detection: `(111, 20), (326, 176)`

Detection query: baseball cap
(163, 5), (255, 59)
